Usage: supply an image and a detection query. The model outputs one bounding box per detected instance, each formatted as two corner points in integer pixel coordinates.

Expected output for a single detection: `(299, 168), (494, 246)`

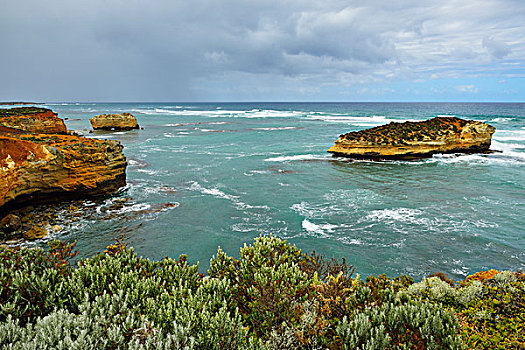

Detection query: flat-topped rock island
(90, 112), (139, 130)
(328, 116), (496, 160)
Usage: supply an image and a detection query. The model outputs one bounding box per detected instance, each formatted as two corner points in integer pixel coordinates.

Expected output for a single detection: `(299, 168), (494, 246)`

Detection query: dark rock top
(0, 107), (53, 117)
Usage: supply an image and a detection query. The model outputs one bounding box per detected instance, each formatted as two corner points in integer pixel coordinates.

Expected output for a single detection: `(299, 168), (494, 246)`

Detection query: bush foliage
(0, 236), (523, 349)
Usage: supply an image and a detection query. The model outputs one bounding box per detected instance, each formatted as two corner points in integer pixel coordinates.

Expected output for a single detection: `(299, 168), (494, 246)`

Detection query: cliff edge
(328, 117), (495, 160)
(0, 107), (67, 134)
(0, 107), (127, 218)
(0, 133), (127, 214)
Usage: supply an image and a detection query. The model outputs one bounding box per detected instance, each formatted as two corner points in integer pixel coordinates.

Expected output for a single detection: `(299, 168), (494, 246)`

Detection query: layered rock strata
(328, 117), (495, 160)
(0, 133), (126, 214)
(0, 107), (127, 238)
(90, 113), (139, 130)
(0, 107), (67, 134)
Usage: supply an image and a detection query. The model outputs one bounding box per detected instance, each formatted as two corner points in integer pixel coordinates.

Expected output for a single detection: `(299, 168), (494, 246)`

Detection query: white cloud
(455, 84), (479, 93)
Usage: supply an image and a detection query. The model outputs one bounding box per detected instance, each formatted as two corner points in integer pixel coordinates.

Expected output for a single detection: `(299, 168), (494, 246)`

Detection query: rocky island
(90, 112), (139, 130)
(328, 116), (495, 159)
(0, 107), (127, 240)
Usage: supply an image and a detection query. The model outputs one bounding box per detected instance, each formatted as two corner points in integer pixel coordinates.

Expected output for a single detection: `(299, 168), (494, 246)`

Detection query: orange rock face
(0, 107), (67, 134)
(90, 113), (139, 130)
(328, 117), (495, 159)
(0, 133), (127, 212)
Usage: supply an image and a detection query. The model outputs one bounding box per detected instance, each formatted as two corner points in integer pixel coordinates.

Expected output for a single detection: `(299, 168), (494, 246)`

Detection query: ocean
(33, 102), (525, 279)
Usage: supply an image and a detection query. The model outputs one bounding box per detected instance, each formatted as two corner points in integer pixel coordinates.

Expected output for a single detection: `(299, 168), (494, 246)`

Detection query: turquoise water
(40, 103), (525, 279)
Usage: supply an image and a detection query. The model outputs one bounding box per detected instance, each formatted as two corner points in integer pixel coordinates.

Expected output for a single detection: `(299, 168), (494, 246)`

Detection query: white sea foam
(130, 108), (305, 119)
(245, 110), (304, 118)
(306, 114), (417, 126)
(291, 202), (338, 218)
(136, 168), (164, 176)
(490, 140), (525, 160)
(89, 135), (113, 139)
(112, 203), (152, 214)
(189, 182), (238, 201)
(302, 220), (326, 236)
(231, 224), (253, 233)
(421, 139), (524, 165)
(365, 208), (427, 225)
(492, 117), (514, 123)
(493, 129), (525, 142)
(302, 219), (340, 236)
(251, 126), (302, 131)
(340, 238), (364, 245)
(189, 181), (269, 211)
(163, 132), (188, 138)
(264, 154), (328, 162)
(243, 170), (270, 176)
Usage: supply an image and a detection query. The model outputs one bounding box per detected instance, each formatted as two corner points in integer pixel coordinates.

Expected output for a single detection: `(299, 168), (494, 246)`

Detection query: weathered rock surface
(0, 133), (127, 213)
(0, 214), (21, 233)
(23, 225), (48, 240)
(0, 107), (67, 134)
(328, 117), (495, 160)
(90, 113), (139, 130)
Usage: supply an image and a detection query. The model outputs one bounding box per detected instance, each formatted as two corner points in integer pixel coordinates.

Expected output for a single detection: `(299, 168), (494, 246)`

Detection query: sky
(1, 0), (524, 102)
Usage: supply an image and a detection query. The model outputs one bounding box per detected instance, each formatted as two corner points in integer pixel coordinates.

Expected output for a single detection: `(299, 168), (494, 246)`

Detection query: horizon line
(14, 100), (525, 104)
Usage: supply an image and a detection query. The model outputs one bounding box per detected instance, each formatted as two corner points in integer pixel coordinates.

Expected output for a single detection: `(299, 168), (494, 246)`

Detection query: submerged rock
(0, 107), (67, 134)
(23, 225), (48, 240)
(90, 113), (139, 130)
(328, 117), (495, 160)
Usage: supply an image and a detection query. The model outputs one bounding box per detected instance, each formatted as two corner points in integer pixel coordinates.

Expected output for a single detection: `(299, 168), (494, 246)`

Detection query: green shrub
(0, 236), (522, 349)
(411, 270), (525, 349)
(209, 236), (315, 343)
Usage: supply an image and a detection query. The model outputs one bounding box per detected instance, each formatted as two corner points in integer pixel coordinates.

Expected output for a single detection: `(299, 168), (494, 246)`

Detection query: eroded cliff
(0, 107), (67, 134)
(0, 133), (126, 213)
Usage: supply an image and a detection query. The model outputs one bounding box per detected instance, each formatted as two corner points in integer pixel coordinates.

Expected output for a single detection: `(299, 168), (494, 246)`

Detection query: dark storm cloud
(1, 0), (524, 101)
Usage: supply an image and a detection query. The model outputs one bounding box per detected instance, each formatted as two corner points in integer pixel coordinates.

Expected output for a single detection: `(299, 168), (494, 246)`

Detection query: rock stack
(328, 117), (495, 160)
(90, 113), (139, 130)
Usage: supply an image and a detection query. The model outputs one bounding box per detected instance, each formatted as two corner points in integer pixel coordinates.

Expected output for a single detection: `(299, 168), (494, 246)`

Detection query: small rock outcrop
(90, 113), (139, 130)
(328, 117), (495, 160)
(0, 107), (67, 134)
(23, 225), (48, 240)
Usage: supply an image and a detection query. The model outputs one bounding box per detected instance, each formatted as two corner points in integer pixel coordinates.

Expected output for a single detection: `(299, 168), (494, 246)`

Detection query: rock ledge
(0, 107), (67, 134)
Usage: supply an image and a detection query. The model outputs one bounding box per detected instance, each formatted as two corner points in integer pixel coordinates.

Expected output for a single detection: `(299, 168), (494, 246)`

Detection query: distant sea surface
(26, 103), (525, 278)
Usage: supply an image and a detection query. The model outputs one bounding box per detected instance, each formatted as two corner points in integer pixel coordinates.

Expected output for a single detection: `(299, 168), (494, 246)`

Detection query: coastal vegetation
(0, 236), (522, 349)
(0, 107), (51, 118)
